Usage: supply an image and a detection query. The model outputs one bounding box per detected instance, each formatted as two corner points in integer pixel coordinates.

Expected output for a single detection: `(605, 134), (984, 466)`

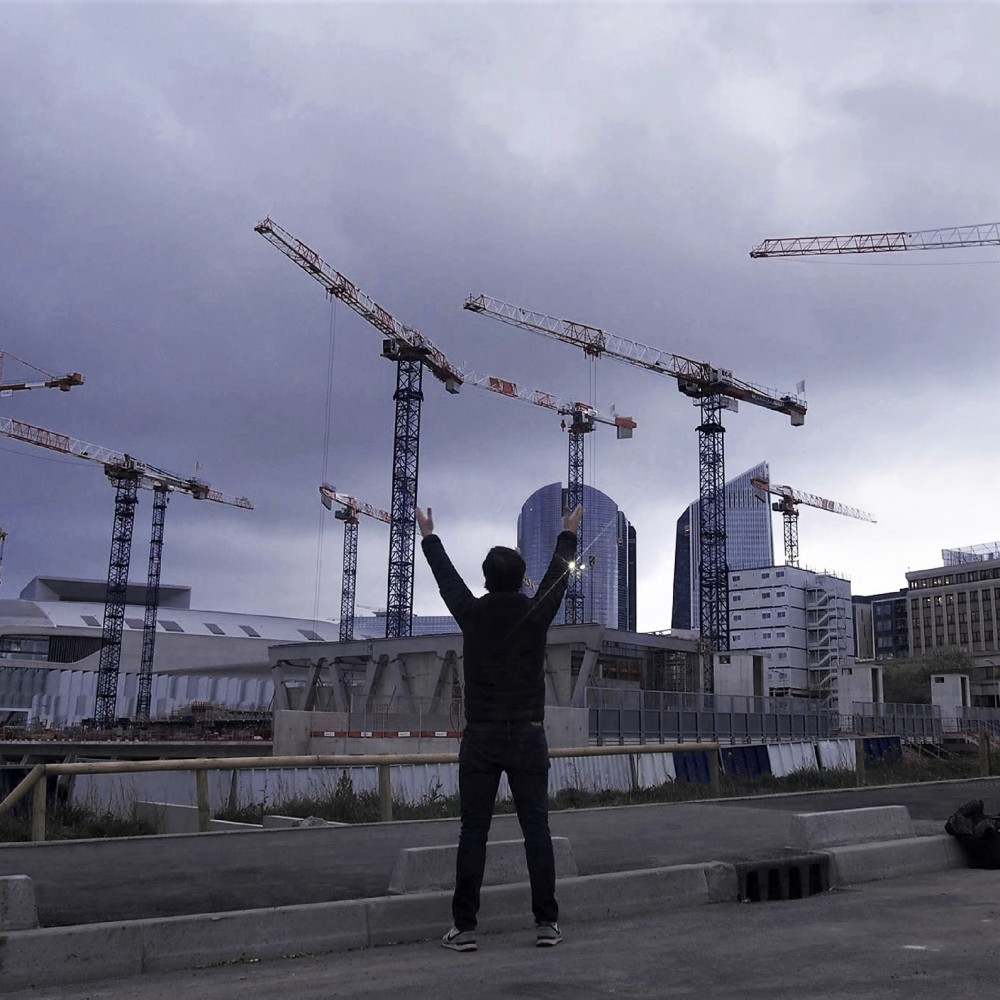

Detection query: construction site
(3, 219), (1000, 763)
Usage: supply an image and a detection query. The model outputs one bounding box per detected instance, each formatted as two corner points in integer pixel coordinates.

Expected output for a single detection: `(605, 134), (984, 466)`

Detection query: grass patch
(2, 751), (982, 841)
(211, 752), (982, 825)
(0, 802), (157, 843)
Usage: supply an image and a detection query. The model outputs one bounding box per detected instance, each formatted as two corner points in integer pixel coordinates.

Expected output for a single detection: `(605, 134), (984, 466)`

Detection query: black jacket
(420, 530), (577, 723)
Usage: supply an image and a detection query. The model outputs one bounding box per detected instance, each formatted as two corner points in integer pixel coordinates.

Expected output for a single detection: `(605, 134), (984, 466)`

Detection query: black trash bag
(945, 799), (1000, 869)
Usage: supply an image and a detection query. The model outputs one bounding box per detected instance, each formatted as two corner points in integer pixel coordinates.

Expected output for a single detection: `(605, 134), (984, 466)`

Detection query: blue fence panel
(720, 743), (772, 779)
(863, 735), (902, 765)
(673, 750), (713, 784)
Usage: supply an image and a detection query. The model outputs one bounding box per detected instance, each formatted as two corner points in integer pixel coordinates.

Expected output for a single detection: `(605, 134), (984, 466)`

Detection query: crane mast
(257, 216), (468, 639)
(464, 294), (806, 676)
(257, 218), (635, 636)
(750, 221), (1000, 258)
(750, 477), (876, 567)
(0, 417), (252, 726)
(460, 372), (635, 624)
(320, 484), (392, 642)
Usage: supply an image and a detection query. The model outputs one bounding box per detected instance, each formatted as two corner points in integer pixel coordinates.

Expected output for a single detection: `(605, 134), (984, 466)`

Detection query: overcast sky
(2, 1), (999, 632)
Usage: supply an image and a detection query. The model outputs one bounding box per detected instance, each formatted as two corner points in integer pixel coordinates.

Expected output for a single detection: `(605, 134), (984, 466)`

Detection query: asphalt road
(6, 867), (1000, 1000)
(2, 776), (998, 926)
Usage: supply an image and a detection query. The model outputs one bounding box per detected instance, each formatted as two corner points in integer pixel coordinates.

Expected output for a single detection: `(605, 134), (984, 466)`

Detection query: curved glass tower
(671, 460), (774, 630)
(517, 483), (635, 629)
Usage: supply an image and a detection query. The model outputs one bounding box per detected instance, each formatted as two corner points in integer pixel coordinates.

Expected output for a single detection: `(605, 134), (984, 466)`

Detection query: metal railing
(586, 688), (832, 743)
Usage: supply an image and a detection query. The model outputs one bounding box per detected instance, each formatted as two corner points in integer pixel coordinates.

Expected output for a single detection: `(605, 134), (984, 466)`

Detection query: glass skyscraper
(517, 483), (636, 630)
(671, 461), (774, 630)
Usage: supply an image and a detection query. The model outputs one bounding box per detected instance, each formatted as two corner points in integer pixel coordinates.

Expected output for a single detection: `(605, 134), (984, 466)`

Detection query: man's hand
(563, 504), (583, 534)
(415, 505), (435, 538)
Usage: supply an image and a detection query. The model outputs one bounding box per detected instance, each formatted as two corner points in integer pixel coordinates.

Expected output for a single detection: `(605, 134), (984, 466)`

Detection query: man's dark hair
(482, 546), (526, 593)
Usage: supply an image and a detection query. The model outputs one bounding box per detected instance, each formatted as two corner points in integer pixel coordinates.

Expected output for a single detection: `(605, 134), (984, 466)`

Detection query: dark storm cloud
(2, 3), (999, 626)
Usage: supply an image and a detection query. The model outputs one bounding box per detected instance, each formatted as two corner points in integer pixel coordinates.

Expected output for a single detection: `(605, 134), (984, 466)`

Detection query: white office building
(729, 565), (855, 709)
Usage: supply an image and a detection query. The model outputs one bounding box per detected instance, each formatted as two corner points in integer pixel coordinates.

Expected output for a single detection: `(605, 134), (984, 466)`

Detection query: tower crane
(256, 217), (635, 635)
(750, 221), (1000, 258)
(750, 477), (876, 568)
(0, 417), (253, 726)
(257, 216), (462, 640)
(464, 294), (806, 677)
(0, 350), (83, 395)
(459, 372), (635, 624)
(319, 484), (392, 642)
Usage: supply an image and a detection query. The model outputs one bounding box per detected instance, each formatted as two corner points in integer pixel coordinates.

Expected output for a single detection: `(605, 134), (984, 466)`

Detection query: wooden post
(854, 737), (866, 786)
(195, 770), (211, 832)
(227, 770), (239, 816)
(31, 775), (47, 842)
(980, 732), (991, 777)
(708, 748), (720, 798)
(378, 763), (393, 822)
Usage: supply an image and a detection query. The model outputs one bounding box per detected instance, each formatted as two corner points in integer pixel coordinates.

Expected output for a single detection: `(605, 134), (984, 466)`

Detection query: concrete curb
(0, 837), (966, 992)
(388, 836), (578, 894)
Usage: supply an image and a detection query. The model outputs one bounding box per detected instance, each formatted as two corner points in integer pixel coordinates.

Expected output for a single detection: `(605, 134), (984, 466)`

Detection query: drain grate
(735, 854), (831, 902)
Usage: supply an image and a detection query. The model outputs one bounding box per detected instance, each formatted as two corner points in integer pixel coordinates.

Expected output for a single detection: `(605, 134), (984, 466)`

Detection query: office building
(907, 542), (1000, 661)
(671, 461), (774, 630)
(517, 483), (636, 630)
(729, 564), (855, 708)
(852, 590), (908, 661)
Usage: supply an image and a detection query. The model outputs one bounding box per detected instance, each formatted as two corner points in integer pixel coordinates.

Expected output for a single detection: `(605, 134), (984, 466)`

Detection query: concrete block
(826, 834), (967, 885)
(0, 874), (38, 930)
(136, 801), (259, 834)
(141, 899), (368, 972)
(387, 836), (578, 894)
(789, 805), (914, 850)
(0, 922), (145, 992)
(558, 863), (730, 922)
(367, 889), (467, 946)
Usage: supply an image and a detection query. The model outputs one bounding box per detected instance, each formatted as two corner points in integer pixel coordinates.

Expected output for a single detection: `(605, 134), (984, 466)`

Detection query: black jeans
(452, 722), (558, 931)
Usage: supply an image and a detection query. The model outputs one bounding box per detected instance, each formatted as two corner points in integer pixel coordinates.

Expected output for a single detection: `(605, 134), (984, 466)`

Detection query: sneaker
(441, 926), (477, 952)
(535, 922), (562, 947)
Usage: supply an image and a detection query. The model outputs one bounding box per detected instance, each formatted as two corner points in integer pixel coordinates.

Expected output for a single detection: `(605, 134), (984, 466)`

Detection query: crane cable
(313, 299), (338, 625)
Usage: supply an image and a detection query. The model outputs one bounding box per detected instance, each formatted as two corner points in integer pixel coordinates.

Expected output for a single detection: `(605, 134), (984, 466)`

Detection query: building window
(125, 618), (145, 630)
(205, 623), (225, 635)
(778, 652), (787, 659)
(762, 592), (771, 599)
(240, 625), (261, 638)
(298, 629), (324, 641)
(733, 575), (741, 582)
(81, 615), (101, 627)
(733, 614), (742, 621)
(762, 572), (770, 579)
(777, 611), (786, 619)
(775, 591), (785, 598)
(763, 632), (772, 639)
(733, 595), (741, 602)
(762, 612), (772, 620)
(0, 635), (49, 661)
(159, 620), (184, 632)
(777, 631), (786, 638)
(776, 571), (784, 578)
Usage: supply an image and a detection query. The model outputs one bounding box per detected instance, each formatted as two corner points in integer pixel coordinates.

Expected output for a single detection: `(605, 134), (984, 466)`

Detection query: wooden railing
(0, 742), (724, 842)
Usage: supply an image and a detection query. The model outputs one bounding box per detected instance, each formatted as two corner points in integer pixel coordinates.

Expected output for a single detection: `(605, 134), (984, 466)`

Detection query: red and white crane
(750, 477), (876, 568)
(750, 221), (1000, 258)
(256, 217), (634, 634)
(0, 350), (83, 396)
(0, 416), (252, 726)
(464, 293), (805, 668)
(319, 484), (392, 642)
